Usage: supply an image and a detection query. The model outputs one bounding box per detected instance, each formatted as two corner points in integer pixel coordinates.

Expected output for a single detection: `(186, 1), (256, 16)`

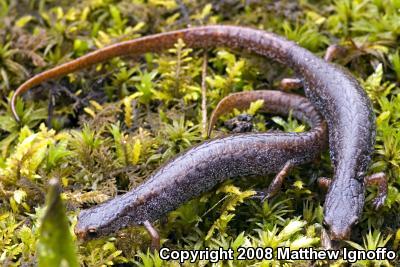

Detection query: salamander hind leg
(143, 220), (160, 252)
(254, 161), (294, 202)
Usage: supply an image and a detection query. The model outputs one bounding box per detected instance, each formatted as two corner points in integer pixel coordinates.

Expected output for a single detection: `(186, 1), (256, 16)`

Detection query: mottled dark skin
(298, 60), (375, 240)
(75, 90), (327, 239)
(10, 26), (375, 240)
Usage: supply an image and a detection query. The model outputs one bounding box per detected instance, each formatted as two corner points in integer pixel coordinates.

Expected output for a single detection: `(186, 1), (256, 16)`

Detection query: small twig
(47, 85), (55, 129)
(122, 138), (129, 167)
(201, 52), (208, 137)
(56, 85), (80, 101)
(56, 84), (82, 111)
(197, 194), (229, 227)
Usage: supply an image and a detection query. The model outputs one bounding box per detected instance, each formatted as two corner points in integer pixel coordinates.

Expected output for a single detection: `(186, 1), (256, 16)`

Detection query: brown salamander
(11, 25), (376, 240)
(74, 90), (327, 239)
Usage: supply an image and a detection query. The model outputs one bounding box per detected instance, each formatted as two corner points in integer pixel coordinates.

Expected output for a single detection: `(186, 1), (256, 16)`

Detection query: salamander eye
(87, 228), (98, 238)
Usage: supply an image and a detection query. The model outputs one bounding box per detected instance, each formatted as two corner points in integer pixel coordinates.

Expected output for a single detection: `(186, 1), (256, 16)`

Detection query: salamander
(10, 25), (376, 240)
(74, 90), (327, 239)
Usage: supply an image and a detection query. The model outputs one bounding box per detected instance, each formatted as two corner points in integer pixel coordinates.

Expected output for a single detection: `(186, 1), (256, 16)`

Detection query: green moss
(0, 0), (399, 266)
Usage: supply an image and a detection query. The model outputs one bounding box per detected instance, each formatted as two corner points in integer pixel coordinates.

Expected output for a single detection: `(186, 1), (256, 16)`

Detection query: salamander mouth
(329, 228), (351, 240)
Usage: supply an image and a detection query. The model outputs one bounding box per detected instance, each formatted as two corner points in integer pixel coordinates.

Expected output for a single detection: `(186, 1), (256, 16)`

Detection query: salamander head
(75, 205), (140, 241)
(323, 178), (364, 240)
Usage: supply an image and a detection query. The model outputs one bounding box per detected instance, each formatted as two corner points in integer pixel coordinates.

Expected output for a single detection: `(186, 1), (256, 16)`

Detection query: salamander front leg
(364, 172), (387, 209)
(143, 220), (160, 251)
(254, 161), (294, 201)
(317, 172), (387, 210)
(317, 177), (331, 190)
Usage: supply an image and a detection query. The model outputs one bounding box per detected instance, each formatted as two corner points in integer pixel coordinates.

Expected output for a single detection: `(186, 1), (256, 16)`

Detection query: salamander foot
(278, 44), (347, 92)
(317, 177), (331, 191)
(365, 172), (387, 210)
(279, 78), (302, 91)
(254, 161), (294, 202)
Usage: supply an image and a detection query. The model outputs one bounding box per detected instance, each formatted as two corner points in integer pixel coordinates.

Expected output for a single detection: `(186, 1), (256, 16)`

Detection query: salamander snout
(74, 226), (98, 241)
(75, 208), (105, 241)
(323, 215), (358, 240)
(75, 204), (141, 240)
(323, 177), (364, 241)
(74, 227), (86, 240)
